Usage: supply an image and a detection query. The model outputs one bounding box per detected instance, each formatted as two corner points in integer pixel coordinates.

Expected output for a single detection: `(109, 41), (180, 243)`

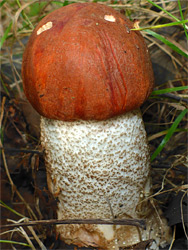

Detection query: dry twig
(0, 218), (146, 230)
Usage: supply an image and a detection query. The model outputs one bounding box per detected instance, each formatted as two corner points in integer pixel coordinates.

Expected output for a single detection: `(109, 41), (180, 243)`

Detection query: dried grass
(1, 0), (187, 249)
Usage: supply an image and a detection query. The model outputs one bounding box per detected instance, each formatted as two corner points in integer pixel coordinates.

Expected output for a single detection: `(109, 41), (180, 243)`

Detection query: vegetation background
(0, 0), (188, 249)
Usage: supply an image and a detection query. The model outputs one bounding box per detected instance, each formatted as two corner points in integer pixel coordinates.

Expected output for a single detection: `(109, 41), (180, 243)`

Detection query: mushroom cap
(22, 3), (154, 121)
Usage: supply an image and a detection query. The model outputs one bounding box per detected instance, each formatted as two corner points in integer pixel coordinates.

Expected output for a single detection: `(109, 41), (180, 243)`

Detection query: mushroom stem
(40, 109), (171, 249)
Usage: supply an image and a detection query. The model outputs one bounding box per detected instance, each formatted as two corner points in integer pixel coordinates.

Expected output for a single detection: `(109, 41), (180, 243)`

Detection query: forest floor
(1, 1), (188, 250)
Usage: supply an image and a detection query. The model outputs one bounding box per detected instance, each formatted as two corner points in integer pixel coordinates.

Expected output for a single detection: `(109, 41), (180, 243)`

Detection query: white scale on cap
(37, 21), (53, 35)
(104, 15), (116, 22)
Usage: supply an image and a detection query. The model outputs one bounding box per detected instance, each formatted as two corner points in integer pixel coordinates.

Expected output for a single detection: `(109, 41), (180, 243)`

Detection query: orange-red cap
(22, 3), (154, 121)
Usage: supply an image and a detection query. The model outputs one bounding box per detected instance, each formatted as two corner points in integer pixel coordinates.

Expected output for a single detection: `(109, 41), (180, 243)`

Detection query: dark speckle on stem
(125, 25), (130, 33)
(39, 94), (44, 98)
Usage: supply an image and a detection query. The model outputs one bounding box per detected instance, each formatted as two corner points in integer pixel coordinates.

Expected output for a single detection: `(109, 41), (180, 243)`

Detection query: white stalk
(40, 109), (170, 249)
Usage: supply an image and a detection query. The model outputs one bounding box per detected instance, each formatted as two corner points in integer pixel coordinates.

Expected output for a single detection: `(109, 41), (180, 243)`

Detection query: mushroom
(22, 3), (171, 249)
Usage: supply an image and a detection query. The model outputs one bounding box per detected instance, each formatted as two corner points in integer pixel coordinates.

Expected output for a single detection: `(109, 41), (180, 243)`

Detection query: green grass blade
(0, 0), (6, 7)
(178, 0), (188, 39)
(146, 0), (188, 29)
(0, 240), (31, 247)
(151, 109), (188, 162)
(0, 200), (26, 218)
(0, 75), (10, 96)
(28, 2), (46, 17)
(52, 0), (71, 6)
(145, 29), (188, 58)
(131, 20), (188, 31)
(151, 86), (188, 95)
(146, 0), (178, 20)
(146, 0), (179, 21)
(16, 0), (34, 29)
(0, 21), (12, 49)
